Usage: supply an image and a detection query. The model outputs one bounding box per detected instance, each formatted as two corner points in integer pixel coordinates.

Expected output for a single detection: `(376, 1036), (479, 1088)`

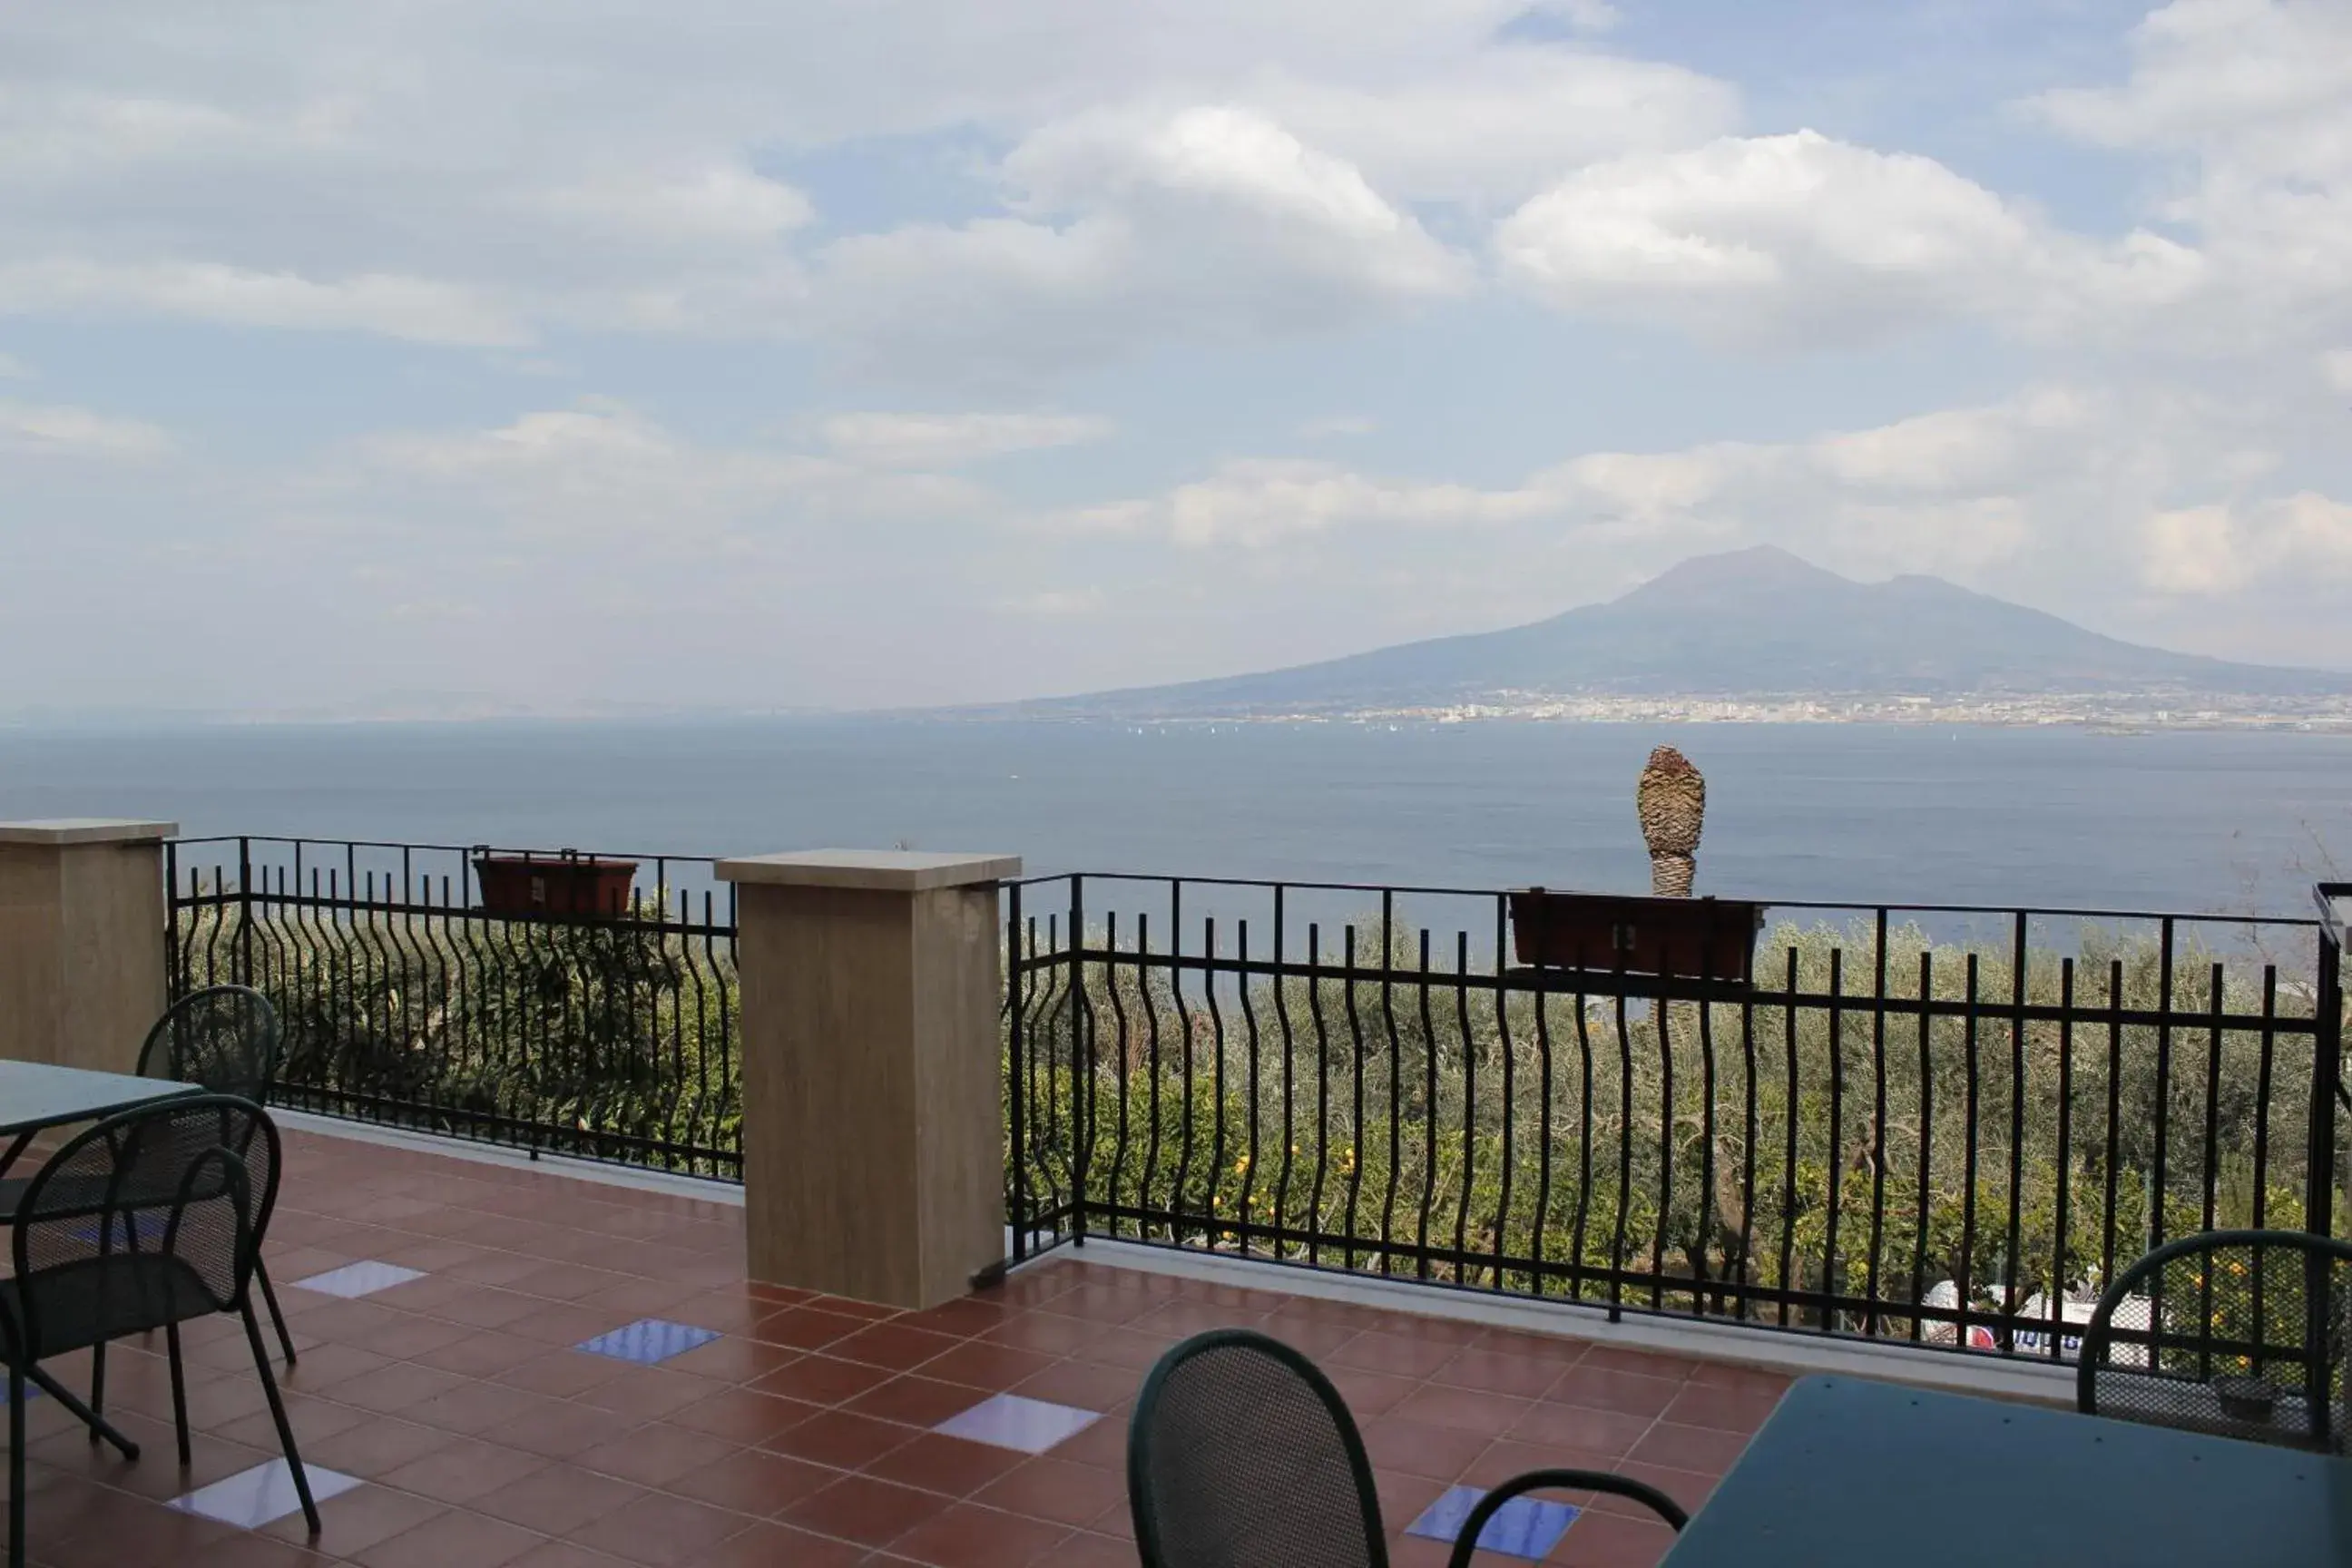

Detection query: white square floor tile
(934, 1393), (1102, 1454)
(168, 1459), (365, 1528)
(289, 1260), (426, 1298)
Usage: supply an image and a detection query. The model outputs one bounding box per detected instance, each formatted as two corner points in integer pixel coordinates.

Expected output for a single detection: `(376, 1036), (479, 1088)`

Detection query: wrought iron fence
(167, 837), (740, 1178)
(1005, 873), (2349, 1364)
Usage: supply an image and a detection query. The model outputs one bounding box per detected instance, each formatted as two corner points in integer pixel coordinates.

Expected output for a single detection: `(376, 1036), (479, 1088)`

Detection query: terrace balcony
(8, 1120), (1807, 1568)
(2, 829), (2344, 1567)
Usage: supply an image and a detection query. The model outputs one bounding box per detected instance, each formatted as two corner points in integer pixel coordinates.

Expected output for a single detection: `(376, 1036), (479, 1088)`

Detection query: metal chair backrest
(1129, 1328), (1388, 1568)
(139, 985), (281, 1102)
(2078, 1227), (2352, 1455)
(7, 1094), (280, 1357)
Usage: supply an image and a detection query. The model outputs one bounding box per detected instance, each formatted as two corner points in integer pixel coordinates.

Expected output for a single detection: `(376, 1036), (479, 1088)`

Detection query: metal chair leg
(166, 1323), (192, 1466)
(255, 1259), (298, 1366)
(84, 1340), (105, 1446)
(26, 1366), (137, 1460)
(241, 1303), (319, 1535)
(10, 1361), (26, 1568)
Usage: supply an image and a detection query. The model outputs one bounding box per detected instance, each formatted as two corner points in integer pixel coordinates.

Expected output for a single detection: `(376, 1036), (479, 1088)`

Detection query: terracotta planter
(472, 850), (639, 919)
(1508, 888), (1765, 984)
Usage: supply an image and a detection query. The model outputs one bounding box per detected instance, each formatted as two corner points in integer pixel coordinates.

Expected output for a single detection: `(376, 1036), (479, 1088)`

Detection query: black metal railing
(1005, 874), (2348, 1363)
(167, 837), (740, 1178)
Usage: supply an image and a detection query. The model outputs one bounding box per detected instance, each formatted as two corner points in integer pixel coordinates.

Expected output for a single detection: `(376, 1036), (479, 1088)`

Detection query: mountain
(1041, 547), (2352, 715)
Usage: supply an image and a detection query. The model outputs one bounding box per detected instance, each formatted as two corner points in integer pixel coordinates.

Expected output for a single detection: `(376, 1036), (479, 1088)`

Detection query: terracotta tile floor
(3, 1129), (1792, 1567)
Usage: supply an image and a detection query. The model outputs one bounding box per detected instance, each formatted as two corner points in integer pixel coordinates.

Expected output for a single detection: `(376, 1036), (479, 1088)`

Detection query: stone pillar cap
(0, 818), (179, 846)
(716, 849), (1021, 892)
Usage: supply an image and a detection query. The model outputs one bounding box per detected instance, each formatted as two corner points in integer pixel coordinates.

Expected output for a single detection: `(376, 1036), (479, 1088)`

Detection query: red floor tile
(828, 1321), (966, 1372)
(1661, 1381), (1786, 1433)
(843, 1372), (996, 1427)
(378, 1436), (554, 1504)
(1031, 1530), (1140, 1568)
(1506, 1401), (1659, 1457)
(573, 1423), (745, 1489)
(472, 1465), (649, 1536)
(668, 1386), (821, 1445)
(663, 1446), (840, 1515)
(573, 1490), (751, 1566)
(744, 1307), (870, 1351)
(1329, 1330), (1464, 1380)
(691, 1521), (867, 1568)
(349, 1509), (548, 1568)
(1362, 1416), (1495, 1480)
(759, 1408), (920, 1469)
(890, 1502), (1074, 1568)
(780, 1472), (957, 1548)
(1547, 1367), (1685, 1421)
(920, 1341), (1061, 1392)
(1545, 1509), (1679, 1567)
(1626, 1420), (1751, 1475)
(864, 1431), (1032, 1497)
(748, 1353), (895, 1406)
(575, 1367), (730, 1423)
(1391, 1382), (1535, 1436)
(973, 1456), (1129, 1529)
(261, 1484), (449, 1556)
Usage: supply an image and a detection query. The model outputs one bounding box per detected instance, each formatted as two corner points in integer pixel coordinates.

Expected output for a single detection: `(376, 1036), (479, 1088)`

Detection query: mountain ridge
(1024, 546), (2352, 717)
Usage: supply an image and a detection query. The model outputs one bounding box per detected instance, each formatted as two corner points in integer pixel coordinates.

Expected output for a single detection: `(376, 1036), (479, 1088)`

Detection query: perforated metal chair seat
(1, 1255), (223, 1358)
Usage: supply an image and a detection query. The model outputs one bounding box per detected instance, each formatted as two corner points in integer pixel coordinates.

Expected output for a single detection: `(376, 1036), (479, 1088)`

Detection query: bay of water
(0, 720), (2345, 921)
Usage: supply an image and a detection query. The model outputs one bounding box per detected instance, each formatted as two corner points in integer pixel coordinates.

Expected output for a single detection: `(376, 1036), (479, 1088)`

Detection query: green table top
(0, 1059), (203, 1138)
(1662, 1376), (2352, 1567)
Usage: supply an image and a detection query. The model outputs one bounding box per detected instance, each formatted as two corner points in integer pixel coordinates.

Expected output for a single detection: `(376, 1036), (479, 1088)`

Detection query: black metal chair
(2078, 1228), (2352, 1455)
(131, 985), (299, 1367)
(1, 1094), (321, 1568)
(1129, 1328), (1689, 1568)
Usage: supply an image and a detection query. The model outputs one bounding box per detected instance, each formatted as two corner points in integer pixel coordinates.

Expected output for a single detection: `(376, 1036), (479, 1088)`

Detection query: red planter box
(1508, 888), (1765, 984)
(473, 852), (639, 919)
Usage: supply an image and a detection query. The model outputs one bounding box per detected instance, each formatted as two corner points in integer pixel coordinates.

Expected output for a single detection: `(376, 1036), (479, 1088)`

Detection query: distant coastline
(996, 691), (2352, 732)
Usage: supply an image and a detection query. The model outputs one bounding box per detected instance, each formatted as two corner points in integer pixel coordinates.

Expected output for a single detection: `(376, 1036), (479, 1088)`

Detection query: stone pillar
(715, 849), (1020, 1310)
(0, 819), (178, 1073)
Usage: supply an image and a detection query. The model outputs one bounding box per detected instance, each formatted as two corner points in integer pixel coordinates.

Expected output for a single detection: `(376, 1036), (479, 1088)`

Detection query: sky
(3, 0), (2349, 718)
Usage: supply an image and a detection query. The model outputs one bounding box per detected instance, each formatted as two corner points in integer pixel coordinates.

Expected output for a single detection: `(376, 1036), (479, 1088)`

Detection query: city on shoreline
(1077, 691), (2352, 731)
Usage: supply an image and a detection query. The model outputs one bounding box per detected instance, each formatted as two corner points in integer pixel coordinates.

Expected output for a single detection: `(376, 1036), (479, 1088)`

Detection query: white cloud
(1495, 130), (2202, 347)
(1006, 105), (1468, 299)
(536, 166), (813, 245)
(0, 350), (32, 378)
(1298, 416), (1376, 439)
(0, 399), (175, 458)
(348, 401), (995, 548)
(2032, 1), (2352, 165)
(821, 105), (1469, 377)
(818, 411), (1112, 467)
(2027, 1), (2352, 355)
(1048, 382), (2335, 606)
(1806, 388), (2095, 494)
(0, 2), (1673, 362)
(2143, 491), (2352, 595)
(0, 260), (524, 346)
(1163, 458), (1555, 547)
(2324, 349), (2352, 393)
(1250, 47), (1735, 206)
(1544, 0), (1623, 31)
